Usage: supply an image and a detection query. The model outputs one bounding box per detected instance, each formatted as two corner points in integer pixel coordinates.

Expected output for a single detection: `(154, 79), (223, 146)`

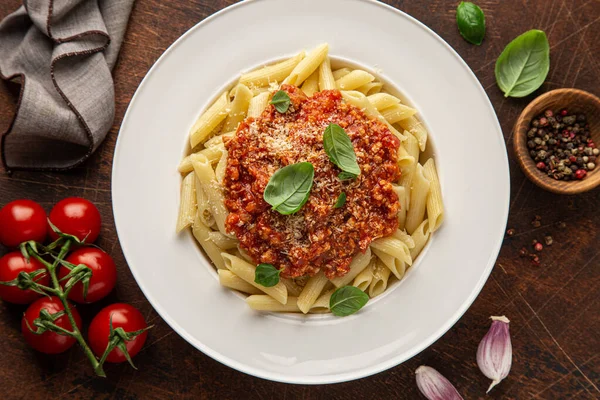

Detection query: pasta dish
(176, 43), (444, 316)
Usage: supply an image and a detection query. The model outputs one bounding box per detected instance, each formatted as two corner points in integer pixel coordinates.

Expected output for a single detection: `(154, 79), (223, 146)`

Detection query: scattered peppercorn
(534, 242), (543, 252)
(544, 235), (553, 246)
(527, 109), (596, 181)
(530, 254), (540, 266)
(557, 221), (566, 229)
(519, 247), (528, 257)
(531, 220), (541, 228)
(506, 228), (515, 237)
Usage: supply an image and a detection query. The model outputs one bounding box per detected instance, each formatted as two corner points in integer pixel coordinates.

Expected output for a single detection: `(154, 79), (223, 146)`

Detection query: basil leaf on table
(263, 162), (314, 215)
(456, 2), (485, 45)
(323, 123), (361, 176)
(495, 29), (550, 98)
(329, 286), (369, 317)
(334, 192), (346, 208)
(270, 90), (291, 113)
(254, 263), (281, 287)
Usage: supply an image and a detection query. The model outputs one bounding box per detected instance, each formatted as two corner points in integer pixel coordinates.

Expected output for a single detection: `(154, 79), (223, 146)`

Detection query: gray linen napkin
(0, 0), (135, 172)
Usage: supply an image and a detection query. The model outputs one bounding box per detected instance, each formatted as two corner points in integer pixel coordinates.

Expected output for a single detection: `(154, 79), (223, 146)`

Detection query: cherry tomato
(48, 197), (101, 243)
(88, 304), (148, 363)
(58, 248), (117, 303)
(22, 296), (82, 354)
(0, 252), (49, 304)
(0, 200), (47, 248)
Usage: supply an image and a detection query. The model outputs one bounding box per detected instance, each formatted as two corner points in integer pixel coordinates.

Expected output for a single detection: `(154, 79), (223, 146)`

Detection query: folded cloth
(0, 0), (134, 172)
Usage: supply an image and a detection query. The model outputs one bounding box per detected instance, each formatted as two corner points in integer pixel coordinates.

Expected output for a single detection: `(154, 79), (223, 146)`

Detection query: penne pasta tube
(208, 231), (238, 250)
(176, 172), (196, 233)
(191, 154), (229, 235)
(423, 158), (444, 233)
(329, 247), (372, 288)
(283, 43), (328, 86)
(392, 184), (408, 231)
(318, 57), (336, 91)
(246, 295), (300, 312)
(367, 93), (401, 110)
(309, 288), (335, 313)
(195, 176), (215, 228)
(215, 149), (228, 184)
(372, 248), (407, 281)
(332, 67), (351, 80)
(300, 70), (319, 96)
(398, 116), (428, 152)
(380, 103), (418, 124)
(235, 245), (254, 263)
(247, 92), (270, 118)
(222, 253), (288, 305)
(400, 132), (419, 209)
(203, 131), (234, 148)
(222, 84), (253, 132)
(297, 271), (329, 314)
(353, 259), (376, 291)
(370, 237), (412, 267)
(397, 146), (415, 169)
(239, 52), (305, 87)
(410, 219), (431, 260)
(369, 258), (391, 298)
(405, 163), (430, 235)
(190, 91), (229, 148)
(392, 229), (416, 249)
(341, 91), (406, 141)
(356, 81), (383, 95)
(218, 270), (262, 295)
(336, 70), (375, 91)
(192, 215), (226, 270)
(280, 278), (303, 297)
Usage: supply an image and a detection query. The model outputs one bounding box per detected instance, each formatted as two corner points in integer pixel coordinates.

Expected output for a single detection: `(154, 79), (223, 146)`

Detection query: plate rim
(112, 0), (510, 384)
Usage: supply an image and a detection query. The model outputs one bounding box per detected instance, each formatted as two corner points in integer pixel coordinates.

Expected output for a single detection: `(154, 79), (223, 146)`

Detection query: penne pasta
(192, 215), (226, 270)
(410, 219), (431, 260)
(218, 270), (263, 295)
(423, 158), (444, 233)
(318, 57), (336, 91)
(392, 184), (408, 230)
(191, 154), (229, 235)
(400, 132), (419, 209)
(203, 131), (234, 148)
(300, 70), (319, 96)
(405, 163), (430, 235)
(222, 253), (288, 305)
(356, 81), (383, 95)
(222, 84), (253, 132)
(247, 92), (271, 118)
(280, 278), (303, 297)
(341, 91), (407, 141)
(397, 146), (415, 169)
(336, 70), (375, 91)
(215, 149), (228, 184)
(367, 93), (401, 111)
(239, 52), (305, 87)
(369, 258), (391, 298)
(176, 172), (196, 233)
(283, 43), (328, 86)
(380, 103), (418, 124)
(353, 259), (376, 291)
(195, 176), (215, 228)
(309, 289), (335, 313)
(392, 229), (416, 249)
(246, 295), (300, 312)
(329, 248), (372, 288)
(332, 67), (351, 80)
(208, 231), (238, 250)
(297, 272), (329, 314)
(190, 91), (229, 148)
(398, 116), (428, 152)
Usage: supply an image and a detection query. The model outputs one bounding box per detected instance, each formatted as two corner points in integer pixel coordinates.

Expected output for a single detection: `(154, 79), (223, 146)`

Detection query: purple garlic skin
(477, 315), (512, 393)
(415, 365), (464, 400)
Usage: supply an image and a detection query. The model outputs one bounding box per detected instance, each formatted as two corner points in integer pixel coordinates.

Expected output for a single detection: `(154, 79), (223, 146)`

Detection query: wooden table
(1, 1), (598, 398)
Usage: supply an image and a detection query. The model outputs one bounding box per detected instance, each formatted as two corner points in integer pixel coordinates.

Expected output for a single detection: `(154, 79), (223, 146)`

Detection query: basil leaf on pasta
(270, 90), (291, 113)
(329, 286), (369, 317)
(263, 162), (314, 215)
(334, 192), (346, 208)
(254, 263), (282, 287)
(323, 123), (360, 176)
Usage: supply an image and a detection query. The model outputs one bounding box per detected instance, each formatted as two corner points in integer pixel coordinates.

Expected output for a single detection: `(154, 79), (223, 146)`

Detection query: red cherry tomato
(0, 252), (49, 304)
(58, 248), (117, 303)
(0, 200), (47, 248)
(48, 197), (101, 243)
(88, 304), (148, 363)
(22, 296), (82, 354)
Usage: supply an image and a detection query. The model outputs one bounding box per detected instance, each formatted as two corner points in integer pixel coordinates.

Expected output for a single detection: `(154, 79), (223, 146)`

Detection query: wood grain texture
(0, 0), (599, 398)
(514, 88), (600, 194)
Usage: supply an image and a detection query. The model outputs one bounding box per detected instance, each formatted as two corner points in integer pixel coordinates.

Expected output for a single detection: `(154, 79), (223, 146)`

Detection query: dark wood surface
(1, 1), (599, 398)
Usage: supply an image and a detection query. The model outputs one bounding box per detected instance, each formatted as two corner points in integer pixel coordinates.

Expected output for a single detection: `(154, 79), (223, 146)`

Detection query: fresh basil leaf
(323, 123), (360, 176)
(264, 162), (314, 215)
(270, 90), (291, 113)
(254, 263), (281, 287)
(338, 171), (357, 181)
(329, 286), (369, 317)
(495, 29), (549, 98)
(456, 2), (485, 45)
(334, 192), (346, 208)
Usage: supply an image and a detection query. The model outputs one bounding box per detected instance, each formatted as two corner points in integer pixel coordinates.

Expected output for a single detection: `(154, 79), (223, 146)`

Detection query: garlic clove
(477, 315), (512, 393)
(415, 365), (464, 400)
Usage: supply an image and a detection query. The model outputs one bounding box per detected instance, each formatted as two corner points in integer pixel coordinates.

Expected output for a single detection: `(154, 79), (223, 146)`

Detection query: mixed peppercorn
(527, 109), (598, 181)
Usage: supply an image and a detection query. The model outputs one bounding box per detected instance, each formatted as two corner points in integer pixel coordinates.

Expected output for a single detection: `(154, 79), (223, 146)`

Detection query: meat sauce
(224, 85), (400, 279)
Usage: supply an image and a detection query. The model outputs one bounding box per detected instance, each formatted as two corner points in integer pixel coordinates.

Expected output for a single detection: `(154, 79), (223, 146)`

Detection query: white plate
(112, 0), (509, 384)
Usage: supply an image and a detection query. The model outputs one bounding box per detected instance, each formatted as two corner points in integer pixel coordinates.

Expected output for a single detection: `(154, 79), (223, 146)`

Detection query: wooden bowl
(514, 88), (600, 194)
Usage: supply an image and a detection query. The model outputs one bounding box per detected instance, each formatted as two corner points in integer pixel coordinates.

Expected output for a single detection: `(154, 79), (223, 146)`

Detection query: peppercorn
(527, 128), (537, 138)
(558, 221), (566, 229)
(530, 254), (540, 266)
(531, 220), (541, 228)
(528, 140), (536, 149)
(519, 247), (528, 257)
(560, 109), (568, 116)
(544, 109), (553, 118)
(575, 169), (587, 179)
(577, 114), (586, 122)
(544, 235), (553, 246)
(587, 162), (596, 170)
(562, 115), (576, 124)
(536, 162), (545, 170)
(593, 148), (600, 156)
(534, 242), (543, 252)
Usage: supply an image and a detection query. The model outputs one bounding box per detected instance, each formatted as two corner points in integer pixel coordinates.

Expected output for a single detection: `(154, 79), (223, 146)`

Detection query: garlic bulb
(477, 315), (512, 393)
(415, 365), (464, 400)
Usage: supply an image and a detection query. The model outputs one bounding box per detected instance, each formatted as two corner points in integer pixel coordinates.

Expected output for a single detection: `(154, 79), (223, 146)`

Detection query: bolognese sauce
(224, 85), (400, 279)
